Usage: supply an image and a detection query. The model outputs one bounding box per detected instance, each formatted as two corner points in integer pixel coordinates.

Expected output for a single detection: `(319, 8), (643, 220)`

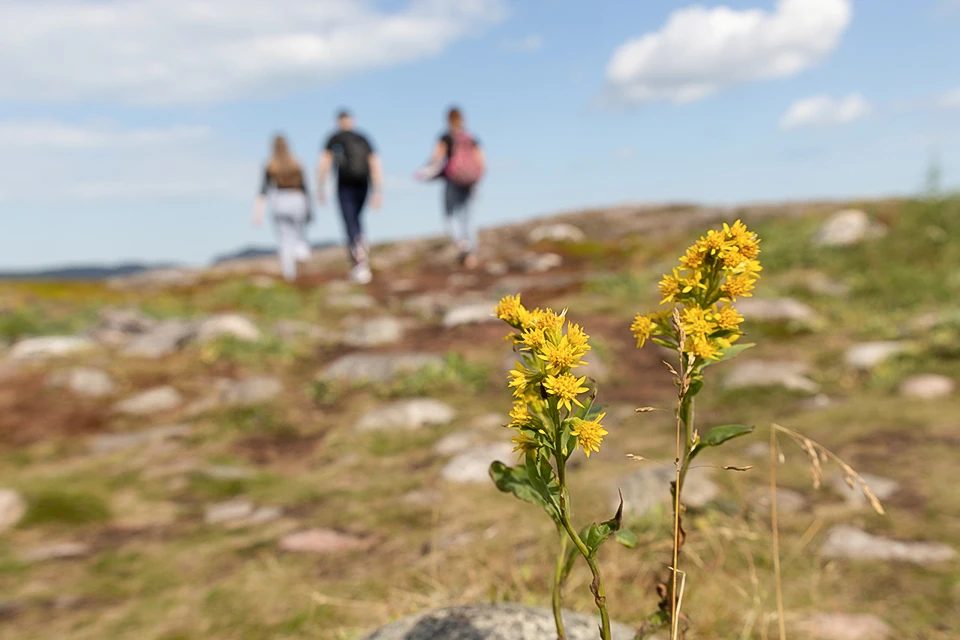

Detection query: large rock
(442, 302), (498, 329)
(898, 374), (954, 399)
(821, 525), (956, 565)
(344, 317), (404, 348)
(616, 466), (719, 518)
(279, 529), (370, 554)
(723, 360), (819, 394)
(121, 320), (196, 358)
(195, 314), (261, 343)
(8, 336), (95, 361)
(528, 223), (586, 244)
(323, 353), (445, 384)
(361, 603), (635, 640)
(442, 443), (515, 484)
(90, 424), (193, 454)
(184, 376), (283, 415)
(844, 342), (907, 370)
(357, 399), (455, 432)
(113, 386), (183, 416)
(792, 612), (892, 640)
(814, 209), (886, 247)
(48, 367), (116, 398)
(0, 489), (26, 532)
(736, 297), (820, 327)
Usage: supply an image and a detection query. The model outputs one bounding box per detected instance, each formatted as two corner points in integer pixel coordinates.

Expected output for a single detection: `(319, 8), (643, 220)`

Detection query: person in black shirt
(317, 110), (383, 284)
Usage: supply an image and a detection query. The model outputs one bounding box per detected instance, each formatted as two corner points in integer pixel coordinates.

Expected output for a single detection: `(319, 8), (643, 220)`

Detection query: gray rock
(121, 320), (196, 358)
(799, 271), (852, 297)
(898, 374), (955, 399)
(204, 499), (255, 524)
(98, 307), (156, 334)
(344, 316), (404, 348)
(0, 489), (26, 532)
(529, 223), (586, 244)
(844, 341), (907, 370)
(113, 386), (182, 416)
(8, 336), (95, 361)
(749, 487), (807, 515)
(724, 360), (820, 394)
(195, 314), (261, 343)
(358, 399), (455, 432)
(21, 542), (91, 563)
(442, 443), (515, 483)
(48, 367), (116, 398)
(323, 353), (445, 383)
(616, 466), (719, 518)
(814, 209), (886, 247)
(792, 612), (892, 640)
(90, 424), (193, 454)
(736, 297), (820, 327)
(403, 292), (458, 320)
(829, 473), (900, 507)
(361, 603), (635, 640)
(185, 376), (284, 415)
(520, 253), (563, 273)
(821, 525), (956, 565)
(442, 302), (498, 329)
(272, 320), (330, 344)
(433, 431), (479, 456)
(279, 529), (369, 554)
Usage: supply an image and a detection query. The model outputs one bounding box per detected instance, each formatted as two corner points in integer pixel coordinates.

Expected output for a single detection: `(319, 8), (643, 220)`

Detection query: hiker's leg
(443, 181), (458, 243)
(456, 186), (476, 254)
(295, 217), (311, 262)
(273, 216), (298, 282)
(354, 185), (370, 263)
(338, 187), (361, 265)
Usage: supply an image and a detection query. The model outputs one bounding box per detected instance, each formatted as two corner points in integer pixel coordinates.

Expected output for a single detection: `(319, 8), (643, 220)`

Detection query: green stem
(552, 532), (568, 640)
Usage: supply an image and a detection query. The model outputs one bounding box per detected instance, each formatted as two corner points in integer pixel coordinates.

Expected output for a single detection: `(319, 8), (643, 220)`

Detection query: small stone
(113, 386), (182, 415)
(357, 399), (455, 432)
(724, 360), (820, 394)
(272, 320), (328, 344)
(792, 612), (892, 640)
(845, 342), (907, 370)
(521, 253), (563, 273)
(442, 302), (498, 329)
(48, 367), (116, 398)
(0, 489), (26, 532)
(204, 499), (255, 524)
(279, 529), (369, 554)
(195, 314), (261, 343)
(750, 487), (807, 515)
(221, 376), (283, 406)
(736, 297), (820, 327)
(829, 473), (900, 507)
(442, 443), (514, 483)
(343, 316), (404, 348)
(821, 525), (956, 565)
(322, 353), (445, 384)
(90, 424), (193, 454)
(122, 320), (196, 359)
(529, 223), (586, 244)
(616, 466), (719, 518)
(814, 209), (886, 247)
(21, 542), (91, 563)
(8, 336), (95, 361)
(898, 374), (955, 399)
(433, 431), (479, 456)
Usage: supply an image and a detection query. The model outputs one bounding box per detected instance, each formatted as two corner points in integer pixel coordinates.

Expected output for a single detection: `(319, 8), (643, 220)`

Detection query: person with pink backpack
(417, 107), (486, 269)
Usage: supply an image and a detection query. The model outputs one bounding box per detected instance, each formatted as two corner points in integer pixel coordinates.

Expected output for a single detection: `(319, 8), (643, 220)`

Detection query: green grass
(378, 353), (492, 399)
(19, 488), (111, 527)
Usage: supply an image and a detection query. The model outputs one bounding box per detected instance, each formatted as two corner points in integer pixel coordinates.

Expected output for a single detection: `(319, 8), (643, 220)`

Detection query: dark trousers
(337, 183), (369, 264)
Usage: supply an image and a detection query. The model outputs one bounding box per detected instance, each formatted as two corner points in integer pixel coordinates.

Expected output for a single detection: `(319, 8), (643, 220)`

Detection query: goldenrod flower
(722, 274), (757, 300)
(659, 272), (681, 304)
(511, 430), (540, 458)
(538, 335), (587, 374)
(509, 401), (532, 428)
(520, 326), (547, 351)
(724, 219), (760, 260)
(712, 304), (743, 330)
(680, 305), (716, 339)
(730, 258), (763, 278)
(565, 323), (590, 352)
(525, 307), (566, 333)
(680, 270), (708, 297)
(495, 294), (528, 328)
(701, 229), (730, 255)
(631, 313), (654, 348)
(543, 373), (589, 412)
(571, 412), (608, 457)
(508, 364), (538, 398)
(685, 336), (720, 360)
(679, 245), (706, 269)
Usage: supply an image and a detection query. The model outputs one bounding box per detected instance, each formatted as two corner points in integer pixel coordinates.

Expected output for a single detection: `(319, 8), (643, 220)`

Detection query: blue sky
(0, 0), (958, 269)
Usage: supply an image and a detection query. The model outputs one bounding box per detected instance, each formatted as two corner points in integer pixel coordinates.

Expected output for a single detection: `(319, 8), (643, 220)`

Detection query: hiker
(417, 107), (486, 269)
(252, 134), (312, 282)
(317, 110), (383, 284)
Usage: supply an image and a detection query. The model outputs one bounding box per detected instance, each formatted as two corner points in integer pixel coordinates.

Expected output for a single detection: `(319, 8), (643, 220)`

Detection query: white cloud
(0, 0), (505, 105)
(779, 94), (871, 129)
(0, 121), (211, 149)
(501, 34), (543, 53)
(604, 0), (851, 105)
(938, 88), (960, 109)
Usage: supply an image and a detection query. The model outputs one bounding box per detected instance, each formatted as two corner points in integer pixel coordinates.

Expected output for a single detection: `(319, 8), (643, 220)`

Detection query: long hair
(267, 134), (303, 189)
(447, 107), (464, 131)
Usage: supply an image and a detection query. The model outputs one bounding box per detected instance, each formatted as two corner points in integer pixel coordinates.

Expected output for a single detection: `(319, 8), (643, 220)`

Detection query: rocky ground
(0, 197), (958, 639)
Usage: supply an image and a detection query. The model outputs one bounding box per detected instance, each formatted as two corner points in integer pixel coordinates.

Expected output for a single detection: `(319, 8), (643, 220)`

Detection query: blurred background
(0, 1), (958, 639)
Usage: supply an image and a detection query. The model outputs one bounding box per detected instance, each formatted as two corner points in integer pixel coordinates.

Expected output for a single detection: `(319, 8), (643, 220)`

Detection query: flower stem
(553, 532), (568, 640)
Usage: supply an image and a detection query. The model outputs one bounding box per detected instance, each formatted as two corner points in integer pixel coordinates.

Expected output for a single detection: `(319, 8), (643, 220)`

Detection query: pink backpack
(444, 130), (483, 188)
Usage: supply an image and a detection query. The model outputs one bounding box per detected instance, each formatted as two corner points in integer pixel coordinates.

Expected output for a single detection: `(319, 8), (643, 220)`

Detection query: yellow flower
(730, 258), (763, 278)
(679, 244), (706, 269)
(543, 373), (589, 412)
(511, 430), (540, 458)
(721, 247), (743, 269)
(565, 322), (590, 352)
(680, 269), (708, 297)
(701, 229), (730, 255)
(659, 272), (682, 304)
(525, 307), (566, 333)
(520, 326), (546, 351)
(495, 294), (528, 328)
(680, 305), (716, 339)
(631, 313), (654, 348)
(712, 304), (743, 330)
(508, 365), (538, 398)
(685, 336), (720, 360)
(509, 401), (532, 428)
(537, 335), (587, 373)
(724, 219), (761, 260)
(722, 274), (757, 300)
(571, 412), (608, 458)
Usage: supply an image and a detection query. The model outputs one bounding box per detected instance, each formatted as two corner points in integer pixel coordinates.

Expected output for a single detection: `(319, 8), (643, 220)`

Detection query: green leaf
(687, 375), (704, 398)
(700, 342), (755, 368)
(615, 528), (638, 548)
(489, 461), (560, 524)
(524, 454), (562, 517)
(700, 424), (754, 447)
(583, 493), (624, 557)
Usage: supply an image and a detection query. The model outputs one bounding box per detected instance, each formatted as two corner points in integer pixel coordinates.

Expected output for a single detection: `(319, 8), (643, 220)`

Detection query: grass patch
(378, 353), (491, 399)
(19, 488), (111, 527)
(199, 335), (296, 366)
(216, 406), (298, 437)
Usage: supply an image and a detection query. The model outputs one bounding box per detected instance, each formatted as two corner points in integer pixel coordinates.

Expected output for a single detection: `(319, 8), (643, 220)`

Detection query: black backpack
(336, 134), (370, 183)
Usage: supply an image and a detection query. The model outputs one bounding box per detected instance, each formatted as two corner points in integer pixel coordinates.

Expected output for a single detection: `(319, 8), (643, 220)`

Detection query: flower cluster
(631, 220), (761, 362)
(495, 295), (607, 458)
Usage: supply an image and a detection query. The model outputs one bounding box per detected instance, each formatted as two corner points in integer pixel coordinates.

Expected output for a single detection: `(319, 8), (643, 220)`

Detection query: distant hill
(210, 241), (338, 265)
(0, 262), (177, 281)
